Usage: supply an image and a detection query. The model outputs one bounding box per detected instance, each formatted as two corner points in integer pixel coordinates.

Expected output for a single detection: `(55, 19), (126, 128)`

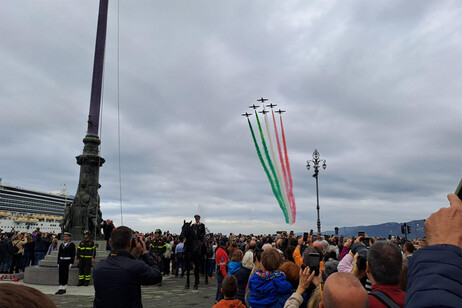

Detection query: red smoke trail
(280, 114), (296, 220)
(272, 109), (295, 223)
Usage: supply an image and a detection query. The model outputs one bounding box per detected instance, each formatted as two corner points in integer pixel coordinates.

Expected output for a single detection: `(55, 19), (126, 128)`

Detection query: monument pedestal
(24, 240), (108, 286)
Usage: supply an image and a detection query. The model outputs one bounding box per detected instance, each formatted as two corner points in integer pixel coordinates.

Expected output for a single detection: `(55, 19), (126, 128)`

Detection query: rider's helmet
(155, 229), (162, 234)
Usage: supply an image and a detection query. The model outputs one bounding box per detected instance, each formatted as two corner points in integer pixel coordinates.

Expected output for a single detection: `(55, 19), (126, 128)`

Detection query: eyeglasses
(319, 281), (325, 300)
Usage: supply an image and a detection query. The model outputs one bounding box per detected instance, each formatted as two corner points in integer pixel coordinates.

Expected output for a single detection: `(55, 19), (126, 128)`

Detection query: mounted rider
(192, 214), (207, 252)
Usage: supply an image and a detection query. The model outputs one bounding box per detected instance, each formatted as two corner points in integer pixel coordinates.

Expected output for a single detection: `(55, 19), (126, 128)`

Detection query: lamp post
(306, 149), (326, 234)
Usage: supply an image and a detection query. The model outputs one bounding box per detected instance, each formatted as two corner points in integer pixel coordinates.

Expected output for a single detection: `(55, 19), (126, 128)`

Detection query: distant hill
(322, 219), (425, 240)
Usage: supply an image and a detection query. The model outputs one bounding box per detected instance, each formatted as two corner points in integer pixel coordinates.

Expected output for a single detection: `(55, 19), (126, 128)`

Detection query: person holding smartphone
(292, 237), (307, 267)
(405, 193), (462, 308)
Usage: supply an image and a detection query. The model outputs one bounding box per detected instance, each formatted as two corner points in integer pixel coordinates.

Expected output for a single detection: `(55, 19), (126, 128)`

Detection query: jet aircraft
(257, 97), (268, 103)
(241, 112), (252, 118)
(275, 109), (286, 114)
(249, 104), (260, 110)
(266, 103), (277, 108)
(258, 110), (269, 114)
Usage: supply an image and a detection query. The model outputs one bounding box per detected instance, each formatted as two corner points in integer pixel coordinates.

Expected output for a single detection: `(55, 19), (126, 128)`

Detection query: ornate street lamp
(306, 149), (326, 234)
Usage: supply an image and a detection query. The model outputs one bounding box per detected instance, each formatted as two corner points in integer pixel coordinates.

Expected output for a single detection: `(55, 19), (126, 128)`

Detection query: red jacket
(215, 247), (229, 277)
(369, 284), (406, 308)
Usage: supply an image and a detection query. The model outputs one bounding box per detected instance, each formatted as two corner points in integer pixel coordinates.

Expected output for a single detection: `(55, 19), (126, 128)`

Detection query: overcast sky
(1, 0), (461, 235)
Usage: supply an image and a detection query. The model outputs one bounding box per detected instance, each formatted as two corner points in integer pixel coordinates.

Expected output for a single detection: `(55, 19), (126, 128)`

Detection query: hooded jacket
(213, 298), (246, 308)
(227, 261), (242, 275)
(248, 270), (293, 308)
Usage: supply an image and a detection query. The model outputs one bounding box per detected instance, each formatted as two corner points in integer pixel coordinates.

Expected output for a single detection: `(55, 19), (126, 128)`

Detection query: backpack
(206, 245), (213, 258)
(12, 243), (20, 254)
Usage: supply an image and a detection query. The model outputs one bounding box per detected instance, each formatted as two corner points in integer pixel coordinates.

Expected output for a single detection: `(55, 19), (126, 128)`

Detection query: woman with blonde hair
(10, 234), (27, 274)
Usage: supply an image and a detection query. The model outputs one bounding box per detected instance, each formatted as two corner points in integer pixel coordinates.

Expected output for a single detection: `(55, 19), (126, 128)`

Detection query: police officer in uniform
(76, 230), (95, 286)
(55, 232), (76, 295)
(192, 214), (206, 249)
(149, 229), (166, 275)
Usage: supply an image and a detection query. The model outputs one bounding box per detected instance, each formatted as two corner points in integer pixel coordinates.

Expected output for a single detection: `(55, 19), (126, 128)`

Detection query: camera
(363, 237), (371, 247)
(131, 235), (141, 249)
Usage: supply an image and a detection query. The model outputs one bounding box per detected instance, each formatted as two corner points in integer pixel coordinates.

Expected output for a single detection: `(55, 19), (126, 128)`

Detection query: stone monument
(61, 0), (109, 241)
(25, 0), (110, 285)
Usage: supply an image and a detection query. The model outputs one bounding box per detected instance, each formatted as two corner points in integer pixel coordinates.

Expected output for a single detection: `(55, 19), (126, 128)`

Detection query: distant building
(0, 182), (73, 233)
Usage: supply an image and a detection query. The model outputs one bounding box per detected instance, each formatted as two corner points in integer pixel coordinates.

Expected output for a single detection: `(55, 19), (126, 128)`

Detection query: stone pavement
(1, 274), (218, 308)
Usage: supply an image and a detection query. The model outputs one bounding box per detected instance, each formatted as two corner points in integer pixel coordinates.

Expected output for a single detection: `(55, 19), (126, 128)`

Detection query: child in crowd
(213, 275), (246, 308)
(227, 250), (243, 275)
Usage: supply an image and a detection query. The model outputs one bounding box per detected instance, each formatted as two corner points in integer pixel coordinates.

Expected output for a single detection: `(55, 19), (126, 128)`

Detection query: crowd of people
(208, 193), (462, 308)
(91, 194), (462, 308)
(110, 195), (461, 308)
(0, 227), (58, 277)
(1, 193), (461, 308)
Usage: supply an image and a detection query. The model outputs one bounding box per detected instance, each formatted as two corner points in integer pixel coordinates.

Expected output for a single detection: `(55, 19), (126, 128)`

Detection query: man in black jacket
(93, 226), (162, 308)
(192, 214), (206, 241)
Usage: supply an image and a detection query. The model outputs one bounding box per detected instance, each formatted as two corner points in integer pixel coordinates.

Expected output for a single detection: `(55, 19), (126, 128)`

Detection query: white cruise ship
(0, 181), (73, 234)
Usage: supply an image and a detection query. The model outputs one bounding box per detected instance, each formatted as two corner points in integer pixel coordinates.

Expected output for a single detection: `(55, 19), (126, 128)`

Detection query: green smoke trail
(253, 113), (289, 222)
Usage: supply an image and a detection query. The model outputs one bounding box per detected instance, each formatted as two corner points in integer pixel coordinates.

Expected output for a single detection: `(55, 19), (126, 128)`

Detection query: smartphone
(308, 253), (320, 276)
(303, 232), (308, 242)
(358, 231), (365, 237)
(455, 178), (462, 200)
(309, 229), (313, 235)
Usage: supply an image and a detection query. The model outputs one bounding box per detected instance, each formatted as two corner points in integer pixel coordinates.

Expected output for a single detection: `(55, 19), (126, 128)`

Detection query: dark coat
(93, 250), (162, 308)
(0, 238), (13, 263)
(101, 222), (114, 241)
(405, 244), (462, 308)
(233, 266), (251, 303)
(23, 241), (35, 255)
(192, 222), (206, 240)
(34, 237), (50, 253)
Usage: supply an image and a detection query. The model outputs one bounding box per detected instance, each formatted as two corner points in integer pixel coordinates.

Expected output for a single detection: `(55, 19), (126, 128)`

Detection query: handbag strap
(370, 290), (401, 308)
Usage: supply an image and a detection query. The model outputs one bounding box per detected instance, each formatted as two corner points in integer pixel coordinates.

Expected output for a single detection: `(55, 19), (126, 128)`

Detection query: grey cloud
(1, 1), (461, 234)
